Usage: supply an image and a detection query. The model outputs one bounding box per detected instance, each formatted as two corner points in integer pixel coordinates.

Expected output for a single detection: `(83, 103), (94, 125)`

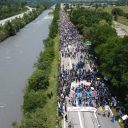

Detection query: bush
(28, 70), (49, 91)
(70, 8), (112, 36)
(49, 4), (60, 38)
(23, 90), (47, 113)
(124, 13), (128, 19)
(4, 21), (16, 36)
(21, 108), (48, 128)
(112, 8), (124, 16)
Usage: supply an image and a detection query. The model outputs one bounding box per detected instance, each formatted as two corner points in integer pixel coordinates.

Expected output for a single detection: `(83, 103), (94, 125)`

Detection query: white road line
(63, 114), (66, 128)
(88, 64), (92, 71)
(69, 58), (72, 69)
(94, 112), (97, 119)
(108, 106), (113, 116)
(78, 111), (84, 128)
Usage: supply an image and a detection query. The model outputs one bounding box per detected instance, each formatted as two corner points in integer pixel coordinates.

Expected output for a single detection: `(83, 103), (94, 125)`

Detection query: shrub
(28, 70), (49, 91)
(23, 90), (47, 113)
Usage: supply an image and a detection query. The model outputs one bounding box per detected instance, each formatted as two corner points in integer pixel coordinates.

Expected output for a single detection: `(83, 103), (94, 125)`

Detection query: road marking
(63, 113), (66, 128)
(78, 111), (84, 128)
(69, 58), (72, 69)
(94, 112), (97, 119)
(67, 106), (97, 112)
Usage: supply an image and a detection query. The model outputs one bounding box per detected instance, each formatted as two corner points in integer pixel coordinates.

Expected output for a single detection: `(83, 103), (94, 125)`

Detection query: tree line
(15, 4), (60, 128)
(0, 0), (52, 20)
(0, 5), (45, 42)
(112, 7), (128, 20)
(70, 7), (128, 112)
(0, 0), (28, 20)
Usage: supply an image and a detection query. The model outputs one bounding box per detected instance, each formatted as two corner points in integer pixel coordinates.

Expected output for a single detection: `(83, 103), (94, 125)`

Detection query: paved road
(60, 8), (120, 128)
(60, 51), (91, 72)
(61, 54), (120, 128)
(66, 112), (95, 128)
(66, 111), (98, 128)
(60, 36), (99, 128)
(0, 6), (35, 26)
(97, 113), (120, 128)
(61, 53), (98, 128)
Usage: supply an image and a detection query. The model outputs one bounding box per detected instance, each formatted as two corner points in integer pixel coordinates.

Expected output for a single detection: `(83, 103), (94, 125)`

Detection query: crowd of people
(57, 9), (127, 125)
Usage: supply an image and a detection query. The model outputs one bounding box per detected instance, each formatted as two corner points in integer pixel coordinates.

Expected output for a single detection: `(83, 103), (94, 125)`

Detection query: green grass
(102, 6), (113, 14)
(97, 5), (128, 26)
(117, 6), (128, 13)
(117, 16), (128, 26)
(43, 35), (59, 128)
(100, 5), (128, 14)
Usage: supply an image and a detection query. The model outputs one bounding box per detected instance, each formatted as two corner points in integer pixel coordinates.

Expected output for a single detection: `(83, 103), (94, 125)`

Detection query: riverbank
(0, 6), (35, 26)
(0, 6), (44, 42)
(42, 35), (59, 128)
(18, 4), (60, 128)
(0, 4), (27, 20)
(0, 8), (53, 128)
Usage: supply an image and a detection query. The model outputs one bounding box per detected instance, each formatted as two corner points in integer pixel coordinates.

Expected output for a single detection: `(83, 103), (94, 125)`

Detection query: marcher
(108, 111), (110, 118)
(65, 111), (68, 122)
(57, 9), (124, 124)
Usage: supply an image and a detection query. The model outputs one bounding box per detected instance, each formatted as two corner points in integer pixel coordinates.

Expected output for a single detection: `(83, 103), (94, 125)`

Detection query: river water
(0, 8), (53, 128)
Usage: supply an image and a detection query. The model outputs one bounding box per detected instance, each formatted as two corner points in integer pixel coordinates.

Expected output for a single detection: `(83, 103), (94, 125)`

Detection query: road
(65, 111), (97, 128)
(61, 53), (100, 128)
(0, 6), (35, 26)
(60, 7), (120, 128)
(61, 48), (120, 128)
(61, 54), (120, 128)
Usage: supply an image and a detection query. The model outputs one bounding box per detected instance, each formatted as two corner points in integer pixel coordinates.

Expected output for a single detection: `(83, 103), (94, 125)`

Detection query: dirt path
(113, 21), (128, 37)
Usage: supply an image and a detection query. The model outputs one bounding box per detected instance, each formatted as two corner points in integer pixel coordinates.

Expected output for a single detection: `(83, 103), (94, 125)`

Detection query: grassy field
(117, 16), (128, 26)
(99, 5), (128, 13)
(43, 35), (59, 128)
(96, 5), (128, 26)
(116, 5), (128, 13)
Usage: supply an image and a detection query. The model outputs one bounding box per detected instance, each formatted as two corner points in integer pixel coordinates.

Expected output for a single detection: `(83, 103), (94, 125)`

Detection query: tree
(21, 108), (48, 128)
(5, 21), (16, 36)
(28, 70), (49, 91)
(92, 22), (116, 47)
(112, 8), (124, 16)
(23, 90), (47, 113)
(124, 13), (128, 19)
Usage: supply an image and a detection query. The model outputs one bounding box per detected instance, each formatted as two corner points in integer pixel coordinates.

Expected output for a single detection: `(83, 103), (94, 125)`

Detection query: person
(108, 111), (110, 118)
(103, 109), (106, 117)
(112, 115), (115, 123)
(65, 111), (68, 122)
(68, 121), (72, 128)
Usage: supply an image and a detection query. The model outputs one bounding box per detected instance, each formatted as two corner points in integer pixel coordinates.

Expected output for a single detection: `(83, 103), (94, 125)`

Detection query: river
(0, 8), (53, 128)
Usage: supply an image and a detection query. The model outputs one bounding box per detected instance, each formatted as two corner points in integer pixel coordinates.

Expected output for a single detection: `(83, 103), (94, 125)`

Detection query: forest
(70, 7), (128, 111)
